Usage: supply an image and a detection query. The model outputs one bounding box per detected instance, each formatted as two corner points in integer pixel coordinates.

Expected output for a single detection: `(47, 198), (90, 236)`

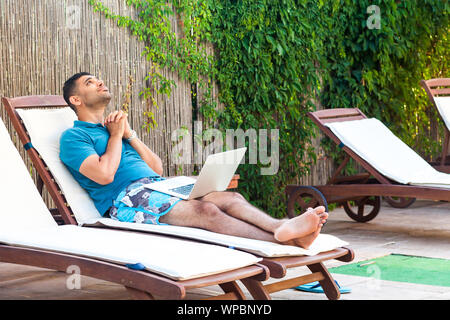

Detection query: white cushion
(325, 118), (450, 188)
(434, 97), (450, 131)
(85, 218), (349, 257)
(0, 224), (261, 280)
(16, 108), (100, 223)
(0, 118), (57, 228)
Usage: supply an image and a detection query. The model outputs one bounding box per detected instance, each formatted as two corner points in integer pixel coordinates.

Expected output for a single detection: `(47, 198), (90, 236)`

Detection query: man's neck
(77, 106), (105, 124)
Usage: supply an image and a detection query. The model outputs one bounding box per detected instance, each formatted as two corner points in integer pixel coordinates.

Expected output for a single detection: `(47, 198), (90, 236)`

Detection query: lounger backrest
(14, 107), (102, 224)
(434, 97), (450, 131)
(421, 78), (450, 131)
(324, 117), (450, 187)
(0, 117), (57, 228)
(308, 108), (367, 147)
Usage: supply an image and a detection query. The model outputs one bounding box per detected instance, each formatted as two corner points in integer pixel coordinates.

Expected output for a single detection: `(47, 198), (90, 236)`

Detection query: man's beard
(85, 94), (112, 109)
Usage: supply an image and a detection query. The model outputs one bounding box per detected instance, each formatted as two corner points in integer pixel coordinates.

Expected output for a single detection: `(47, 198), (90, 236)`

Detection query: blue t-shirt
(59, 120), (159, 215)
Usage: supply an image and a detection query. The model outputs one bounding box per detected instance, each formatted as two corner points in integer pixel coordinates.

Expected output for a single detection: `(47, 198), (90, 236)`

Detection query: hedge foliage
(90, 0), (449, 216)
(321, 0), (449, 170)
(210, 0), (448, 215)
(209, 0), (329, 216)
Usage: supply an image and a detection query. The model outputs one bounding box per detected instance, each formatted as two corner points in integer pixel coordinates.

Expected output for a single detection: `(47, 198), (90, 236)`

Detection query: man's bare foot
(317, 210), (328, 225)
(274, 206), (327, 242)
(292, 225), (322, 249)
(306, 206), (328, 224)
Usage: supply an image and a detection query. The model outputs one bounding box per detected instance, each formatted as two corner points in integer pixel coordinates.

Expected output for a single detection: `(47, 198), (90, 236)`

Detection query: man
(60, 72), (328, 248)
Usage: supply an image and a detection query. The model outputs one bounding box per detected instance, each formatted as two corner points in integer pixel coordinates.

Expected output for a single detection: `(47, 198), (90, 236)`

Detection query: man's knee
(161, 200), (221, 226)
(229, 191), (246, 202)
(195, 201), (228, 227)
(197, 201), (221, 217)
(220, 192), (247, 211)
(191, 201), (233, 232)
(204, 191), (245, 201)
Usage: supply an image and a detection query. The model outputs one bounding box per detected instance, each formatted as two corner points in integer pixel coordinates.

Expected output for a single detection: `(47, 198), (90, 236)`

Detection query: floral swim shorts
(108, 177), (182, 225)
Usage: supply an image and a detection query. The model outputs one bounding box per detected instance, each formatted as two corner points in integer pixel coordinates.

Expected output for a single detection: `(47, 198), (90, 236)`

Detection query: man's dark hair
(63, 72), (91, 113)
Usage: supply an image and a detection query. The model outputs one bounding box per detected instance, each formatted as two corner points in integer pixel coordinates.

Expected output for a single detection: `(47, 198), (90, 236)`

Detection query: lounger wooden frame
(421, 78), (450, 173)
(0, 244), (269, 300)
(2, 95), (354, 300)
(285, 108), (450, 223)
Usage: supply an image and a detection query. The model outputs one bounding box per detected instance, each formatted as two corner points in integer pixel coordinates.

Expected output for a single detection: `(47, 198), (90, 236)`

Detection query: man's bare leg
(199, 191), (328, 245)
(159, 199), (277, 242)
(199, 192), (284, 233)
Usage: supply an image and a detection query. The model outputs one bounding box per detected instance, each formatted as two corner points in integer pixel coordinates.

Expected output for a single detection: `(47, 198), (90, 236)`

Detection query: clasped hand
(104, 110), (132, 139)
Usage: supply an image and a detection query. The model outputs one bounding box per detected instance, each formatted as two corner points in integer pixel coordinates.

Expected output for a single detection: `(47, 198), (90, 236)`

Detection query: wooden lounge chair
(0, 114), (272, 300)
(2, 95), (354, 300)
(285, 108), (450, 223)
(421, 78), (450, 173)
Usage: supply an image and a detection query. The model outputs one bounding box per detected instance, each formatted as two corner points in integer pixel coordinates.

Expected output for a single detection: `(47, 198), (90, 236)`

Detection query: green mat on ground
(329, 254), (450, 287)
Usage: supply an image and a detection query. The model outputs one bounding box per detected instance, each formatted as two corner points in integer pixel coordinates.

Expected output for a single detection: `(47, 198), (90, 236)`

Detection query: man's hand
(104, 110), (126, 138)
(121, 112), (132, 139)
(79, 110), (127, 185)
(103, 110), (163, 176)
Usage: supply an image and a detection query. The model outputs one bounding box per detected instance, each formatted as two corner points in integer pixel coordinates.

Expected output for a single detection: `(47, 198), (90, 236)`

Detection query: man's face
(72, 75), (111, 108)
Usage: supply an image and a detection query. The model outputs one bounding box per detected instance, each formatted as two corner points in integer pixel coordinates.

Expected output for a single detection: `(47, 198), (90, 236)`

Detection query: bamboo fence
(0, 0), (335, 211)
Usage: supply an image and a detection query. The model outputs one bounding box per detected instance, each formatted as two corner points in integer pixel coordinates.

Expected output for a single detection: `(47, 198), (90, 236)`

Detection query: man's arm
(127, 137), (164, 176)
(121, 113), (164, 176)
(79, 111), (125, 185)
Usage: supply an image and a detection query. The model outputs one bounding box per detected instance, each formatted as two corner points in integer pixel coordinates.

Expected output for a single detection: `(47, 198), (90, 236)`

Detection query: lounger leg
(240, 279), (271, 300)
(125, 286), (155, 300)
(327, 155), (350, 185)
(307, 262), (340, 300)
(336, 247), (355, 263)
(219, 281), (247, 300)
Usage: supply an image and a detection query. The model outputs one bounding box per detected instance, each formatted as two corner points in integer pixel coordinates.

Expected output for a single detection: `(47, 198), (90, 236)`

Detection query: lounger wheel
(383, 196), (416, 208)
(287, 186), (328, 218)
(342, 196), (381, 222)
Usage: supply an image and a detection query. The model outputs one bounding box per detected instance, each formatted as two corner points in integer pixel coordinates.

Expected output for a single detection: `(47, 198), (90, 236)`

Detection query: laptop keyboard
(169, 184), (194, 196)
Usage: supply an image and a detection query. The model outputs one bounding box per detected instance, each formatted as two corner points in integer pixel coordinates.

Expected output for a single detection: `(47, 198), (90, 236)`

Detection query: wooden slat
(179, 265), (268, 289)
(311, 108), (364, 119)
(8, 95), (67, 108)
(265, 272), (323, 293)
(315, 184), (450, 201)
(423, 78), (450, 88)
(320, 115), (367, 123)
(430, 88), (450, 96)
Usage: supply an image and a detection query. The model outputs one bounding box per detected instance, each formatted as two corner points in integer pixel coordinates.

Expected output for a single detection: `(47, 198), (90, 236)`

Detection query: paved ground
(273, 199), (450, 300)
(0, 199), (449, 300)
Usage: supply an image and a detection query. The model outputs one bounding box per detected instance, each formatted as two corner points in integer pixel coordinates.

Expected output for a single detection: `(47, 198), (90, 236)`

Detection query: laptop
(143, 147), (247, 200)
